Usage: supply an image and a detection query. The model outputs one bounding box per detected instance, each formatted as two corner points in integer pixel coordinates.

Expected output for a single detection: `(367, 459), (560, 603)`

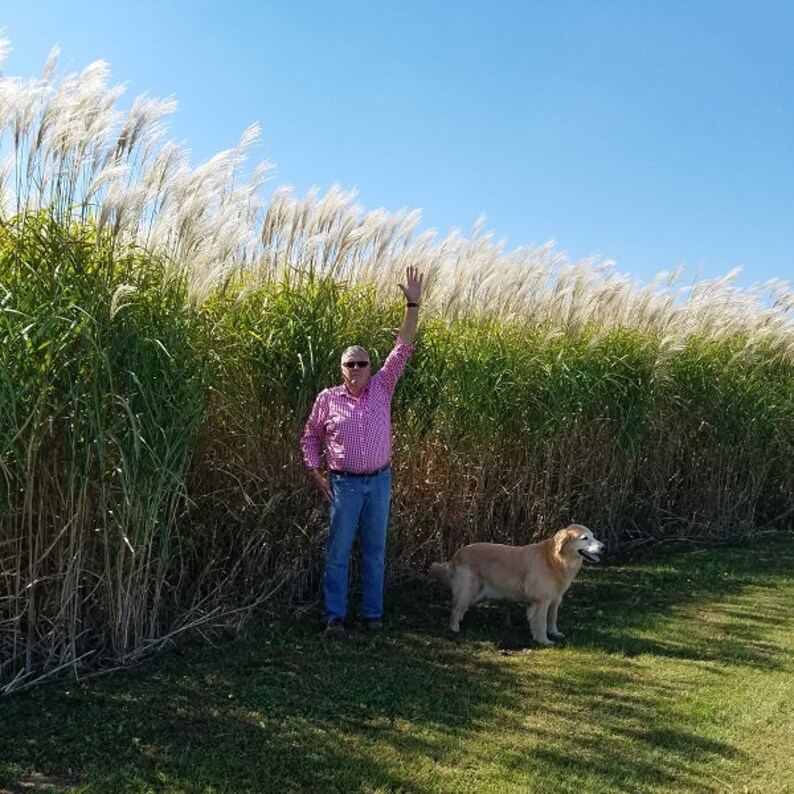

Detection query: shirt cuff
(303, 451), (322, 470)
(395, 336), (414, 355)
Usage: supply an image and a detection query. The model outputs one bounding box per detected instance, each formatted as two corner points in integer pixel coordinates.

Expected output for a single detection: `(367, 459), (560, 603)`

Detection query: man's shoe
(323, 618), (345, 633)
(362, 617), (384, 631)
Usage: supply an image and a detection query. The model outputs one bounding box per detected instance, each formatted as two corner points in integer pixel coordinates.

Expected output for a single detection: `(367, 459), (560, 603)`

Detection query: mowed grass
(1, 533), (792, 794)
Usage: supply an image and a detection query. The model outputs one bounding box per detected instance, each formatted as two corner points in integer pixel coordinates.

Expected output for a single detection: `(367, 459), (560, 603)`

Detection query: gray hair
(341, 345), (369, 364)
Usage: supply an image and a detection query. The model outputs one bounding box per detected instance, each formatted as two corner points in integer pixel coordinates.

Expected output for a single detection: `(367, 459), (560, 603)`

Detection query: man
(300, 266), (423, 632)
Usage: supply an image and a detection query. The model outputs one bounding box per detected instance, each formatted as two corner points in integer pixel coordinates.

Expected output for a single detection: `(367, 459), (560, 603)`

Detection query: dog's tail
(429, 561), (454, 588)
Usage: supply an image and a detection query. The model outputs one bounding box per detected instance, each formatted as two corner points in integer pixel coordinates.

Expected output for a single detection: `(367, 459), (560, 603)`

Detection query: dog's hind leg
(526, 600), (554, 645)
(449, 601), (467, 633)
(448, 569), (481, 633)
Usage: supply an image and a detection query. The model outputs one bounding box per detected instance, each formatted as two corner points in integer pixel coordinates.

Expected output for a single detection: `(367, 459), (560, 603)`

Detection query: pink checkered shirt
(300, 338), (414, 473)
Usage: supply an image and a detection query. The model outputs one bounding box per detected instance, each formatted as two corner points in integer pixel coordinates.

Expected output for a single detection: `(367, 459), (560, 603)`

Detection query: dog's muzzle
(578, 547), (603, 563)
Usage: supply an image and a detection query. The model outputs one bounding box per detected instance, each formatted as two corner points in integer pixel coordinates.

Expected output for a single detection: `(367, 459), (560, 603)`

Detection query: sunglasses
(343, 360), (370, 369)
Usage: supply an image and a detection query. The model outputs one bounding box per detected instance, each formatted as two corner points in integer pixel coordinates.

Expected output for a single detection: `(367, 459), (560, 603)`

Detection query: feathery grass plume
(0, 44), (271, 304)
(110, 283), (137, 318)
(0, 33), (10, 74)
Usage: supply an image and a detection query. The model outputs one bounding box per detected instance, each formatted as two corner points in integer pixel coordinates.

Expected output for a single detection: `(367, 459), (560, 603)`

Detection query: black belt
(330, 464), (390, 478)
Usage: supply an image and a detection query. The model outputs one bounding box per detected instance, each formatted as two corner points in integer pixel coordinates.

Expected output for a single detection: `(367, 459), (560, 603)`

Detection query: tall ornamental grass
(0, 40), (792, 692)
(0, 214), (207, 687)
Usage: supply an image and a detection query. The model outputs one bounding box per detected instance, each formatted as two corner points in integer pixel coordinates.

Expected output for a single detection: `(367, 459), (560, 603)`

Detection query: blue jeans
(323, 467), (392, 622)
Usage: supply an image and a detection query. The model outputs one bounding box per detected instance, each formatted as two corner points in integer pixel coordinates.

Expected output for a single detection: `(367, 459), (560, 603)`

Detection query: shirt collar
(332, 383), (369, 399)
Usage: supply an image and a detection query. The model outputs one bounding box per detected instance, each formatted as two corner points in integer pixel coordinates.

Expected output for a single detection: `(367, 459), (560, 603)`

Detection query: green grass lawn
(2, 532), (793, 794)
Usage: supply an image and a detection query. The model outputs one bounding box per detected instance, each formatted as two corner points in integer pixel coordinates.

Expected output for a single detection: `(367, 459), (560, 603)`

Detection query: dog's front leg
(546, 598), (565, 641)
(527, 600), (553, 645)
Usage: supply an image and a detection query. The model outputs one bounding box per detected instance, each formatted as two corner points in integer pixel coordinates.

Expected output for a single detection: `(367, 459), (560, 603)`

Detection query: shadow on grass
(0, 532), (791, 793)
(1, 625), (524, 793)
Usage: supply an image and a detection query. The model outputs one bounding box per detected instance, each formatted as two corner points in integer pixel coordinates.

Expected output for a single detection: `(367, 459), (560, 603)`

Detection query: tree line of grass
(1, 212), (792, 693)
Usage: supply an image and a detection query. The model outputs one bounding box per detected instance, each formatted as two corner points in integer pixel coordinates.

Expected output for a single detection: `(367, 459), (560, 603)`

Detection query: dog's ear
(554, 528), (574, 556)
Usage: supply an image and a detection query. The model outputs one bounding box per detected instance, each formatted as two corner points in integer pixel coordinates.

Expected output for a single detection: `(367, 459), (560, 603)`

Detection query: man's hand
(397, 266), (423, 345)
(309, 469), (333, 503)
(398, 265), (423, 305)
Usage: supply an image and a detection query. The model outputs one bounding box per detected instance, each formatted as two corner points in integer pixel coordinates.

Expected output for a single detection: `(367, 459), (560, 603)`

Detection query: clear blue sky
(2, 1), (793, 288)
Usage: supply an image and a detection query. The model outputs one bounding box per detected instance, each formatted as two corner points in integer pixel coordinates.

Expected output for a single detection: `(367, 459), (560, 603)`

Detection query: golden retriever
(429, 524), (604, 645)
